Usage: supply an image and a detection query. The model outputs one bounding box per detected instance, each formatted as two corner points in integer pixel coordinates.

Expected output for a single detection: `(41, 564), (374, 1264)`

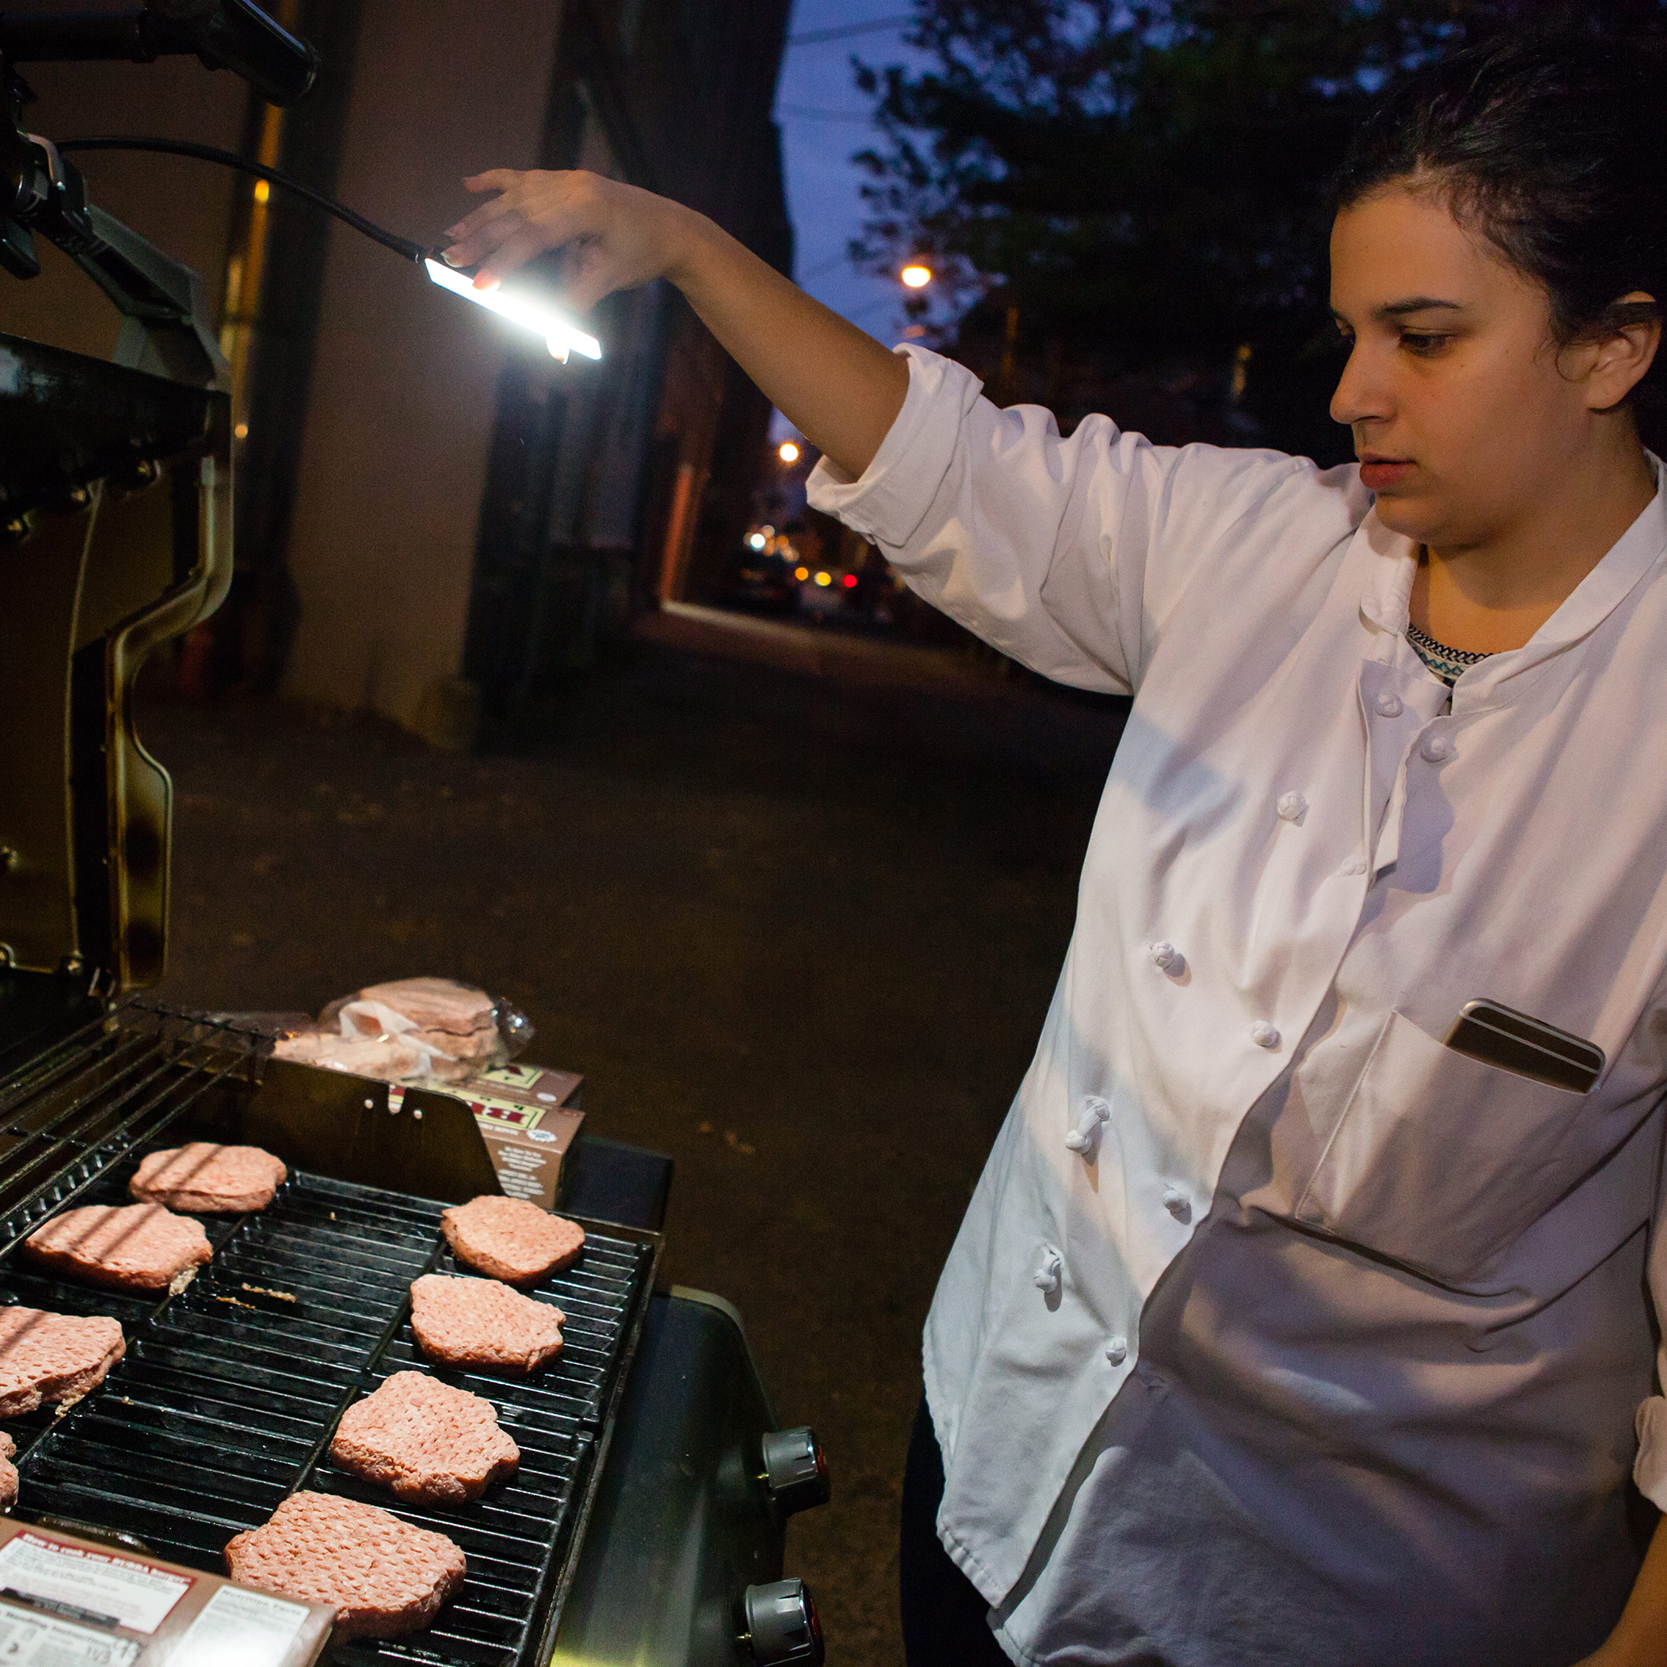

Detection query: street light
(778, 441), (801, 464)
(900, 263), (932, 289)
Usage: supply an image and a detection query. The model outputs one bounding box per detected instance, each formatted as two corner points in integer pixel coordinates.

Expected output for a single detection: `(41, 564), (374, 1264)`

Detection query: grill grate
(0, 1011), (659, 1667)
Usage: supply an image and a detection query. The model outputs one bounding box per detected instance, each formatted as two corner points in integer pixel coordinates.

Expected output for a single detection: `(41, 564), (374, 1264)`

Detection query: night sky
(771, 2), (936, 434)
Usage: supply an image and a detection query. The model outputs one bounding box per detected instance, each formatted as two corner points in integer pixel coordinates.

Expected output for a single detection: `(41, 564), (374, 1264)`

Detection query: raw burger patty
(441, 1196), (585, 1285)
(225, 1491), (465, 1641)
(130, 1143), (287, 1213)
(0, 1431), (17, 1511)
(25, 1204), (212, 1293)
(0, 1307), (125, 1416)
(331, 1371), (519, 1504)
(410, 1274), (565, 1375)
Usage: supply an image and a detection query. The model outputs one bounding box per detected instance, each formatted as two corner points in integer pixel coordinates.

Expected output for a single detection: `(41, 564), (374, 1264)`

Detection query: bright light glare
(424, 259), (602, 362)
(795, 566), (809, 581)
(748, 532), (767, 550)
(253, 179), (270, 204)
(842, 574), (857, 588)
(901, 264), (932, 289)
(814, 571), (832, 587)
(778, 441), (801, 464)
(762, 525), (775, 538)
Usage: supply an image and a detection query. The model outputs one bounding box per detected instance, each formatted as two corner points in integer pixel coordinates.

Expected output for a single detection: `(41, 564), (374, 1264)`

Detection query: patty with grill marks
(225, 1491), (465, 1640)
(440, 1196), (585, 1285)
(130, 1143), (287, 1213)
(0, 1307), (124, 1417)
(25, 1204), (211, 1294)
(409, 1274), (564, 1375)
(331, 1371), (519, 1504)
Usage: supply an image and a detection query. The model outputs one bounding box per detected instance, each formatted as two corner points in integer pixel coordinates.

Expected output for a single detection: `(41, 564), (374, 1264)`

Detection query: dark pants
(900, 1398), (1012, 1666)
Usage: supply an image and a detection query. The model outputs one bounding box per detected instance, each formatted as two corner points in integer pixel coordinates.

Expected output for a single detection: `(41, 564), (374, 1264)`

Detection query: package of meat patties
(272, 979), (533, 1085)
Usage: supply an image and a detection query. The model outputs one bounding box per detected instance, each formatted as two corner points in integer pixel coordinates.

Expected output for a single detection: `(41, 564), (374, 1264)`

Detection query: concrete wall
(0, 56), (245, 362)
(280, 0), (566, 741)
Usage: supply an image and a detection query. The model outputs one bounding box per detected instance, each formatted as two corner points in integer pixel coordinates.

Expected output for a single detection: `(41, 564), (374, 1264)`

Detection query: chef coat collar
(1357, 454), (1667, 690)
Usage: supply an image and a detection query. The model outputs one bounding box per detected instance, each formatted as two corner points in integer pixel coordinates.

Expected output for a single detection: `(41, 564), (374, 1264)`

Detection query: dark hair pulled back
(1335, 33), (1667, 370)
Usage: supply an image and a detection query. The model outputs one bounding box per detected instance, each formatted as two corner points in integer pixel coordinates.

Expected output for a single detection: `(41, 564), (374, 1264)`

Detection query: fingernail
(441, 245), (464, 266)
(473, 270), (497, 290)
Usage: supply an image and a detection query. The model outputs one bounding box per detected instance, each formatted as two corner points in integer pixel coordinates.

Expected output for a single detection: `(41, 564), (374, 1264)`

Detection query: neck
(1411, 430), (1656, 654)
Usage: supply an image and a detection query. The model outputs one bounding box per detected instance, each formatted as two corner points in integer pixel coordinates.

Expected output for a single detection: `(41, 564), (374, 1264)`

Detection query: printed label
(0, 1603), (139, 1664)
(0, 1533), (192, 1634)
(171, 1584), (311, 1667)
(471, 1096), (547, 1133)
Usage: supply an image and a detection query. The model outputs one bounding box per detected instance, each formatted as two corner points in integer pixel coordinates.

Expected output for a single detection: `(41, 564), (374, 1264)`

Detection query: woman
(446, 34), (1667, 1666)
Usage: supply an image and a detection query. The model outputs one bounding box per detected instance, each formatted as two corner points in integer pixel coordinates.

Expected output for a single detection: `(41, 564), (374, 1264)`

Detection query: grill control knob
(742, 1578), (825, 1665)
(760, 1427), (830, 1515)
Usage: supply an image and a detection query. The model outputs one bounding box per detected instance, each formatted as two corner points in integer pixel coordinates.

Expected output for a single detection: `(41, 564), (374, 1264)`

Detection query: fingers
(444, 174), (594, 275)
(474, 221), (568, 286)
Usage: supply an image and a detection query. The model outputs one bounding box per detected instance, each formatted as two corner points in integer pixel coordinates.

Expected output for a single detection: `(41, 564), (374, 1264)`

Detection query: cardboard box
(393, 1062), (584, 1211)
(0, 1518), (334, 1663)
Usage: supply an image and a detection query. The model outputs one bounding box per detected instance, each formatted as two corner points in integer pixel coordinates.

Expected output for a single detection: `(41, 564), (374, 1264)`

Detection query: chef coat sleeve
(805, 343), (1335, 694)
(1634, 1148), (1667, 1509)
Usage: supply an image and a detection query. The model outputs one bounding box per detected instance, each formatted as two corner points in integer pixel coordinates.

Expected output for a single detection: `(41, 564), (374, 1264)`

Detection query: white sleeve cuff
(1634, 1395), (1667, 1509)
(805, 344), (983, 555)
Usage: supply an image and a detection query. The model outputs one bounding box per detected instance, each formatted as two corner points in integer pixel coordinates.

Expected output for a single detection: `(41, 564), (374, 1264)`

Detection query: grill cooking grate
(0, 1013), (658, 1667)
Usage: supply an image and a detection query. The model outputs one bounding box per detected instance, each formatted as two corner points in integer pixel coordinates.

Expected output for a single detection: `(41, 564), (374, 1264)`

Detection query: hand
(439, 169), (703, 311)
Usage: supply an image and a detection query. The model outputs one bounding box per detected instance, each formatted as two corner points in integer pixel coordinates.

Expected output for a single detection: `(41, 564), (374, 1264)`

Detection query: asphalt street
(141, 624), (1129, 1664)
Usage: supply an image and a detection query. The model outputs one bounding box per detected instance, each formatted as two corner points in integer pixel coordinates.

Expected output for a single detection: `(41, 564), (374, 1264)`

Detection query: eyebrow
(1331, 297), (1468, 324)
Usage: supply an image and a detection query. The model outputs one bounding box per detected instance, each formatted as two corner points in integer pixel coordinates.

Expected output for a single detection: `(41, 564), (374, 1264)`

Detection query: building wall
(279, 0), (567, 742)
(462, 0), (793, 729)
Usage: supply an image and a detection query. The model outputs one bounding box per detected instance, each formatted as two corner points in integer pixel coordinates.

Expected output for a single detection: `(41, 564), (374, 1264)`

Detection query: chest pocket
(1294, 1010), (1592, 1286)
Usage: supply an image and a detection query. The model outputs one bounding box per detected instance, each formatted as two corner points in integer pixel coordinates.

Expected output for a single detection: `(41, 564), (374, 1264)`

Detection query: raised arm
(441, 169), (908, 480)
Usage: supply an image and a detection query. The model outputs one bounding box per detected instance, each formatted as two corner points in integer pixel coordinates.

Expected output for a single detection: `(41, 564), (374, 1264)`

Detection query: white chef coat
(808, 344), (1667, 1666)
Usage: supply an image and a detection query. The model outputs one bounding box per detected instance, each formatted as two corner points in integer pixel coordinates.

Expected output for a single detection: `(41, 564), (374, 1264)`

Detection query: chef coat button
(1162, 1186), (1192, 1224)
(1339, 854), (1367, 876)
(1148, 940), (1186, 976)
(1065, 1096), (1112, 1154)
(1420, 733), (1452, 763)
(1105, 1336), (1128, 1366)
(1034, 1250), (1062, 1295)
(1276, 791), (1307, 822)
(1374, 691), (1404, 718)
(1250, 1020), (1281, 1050)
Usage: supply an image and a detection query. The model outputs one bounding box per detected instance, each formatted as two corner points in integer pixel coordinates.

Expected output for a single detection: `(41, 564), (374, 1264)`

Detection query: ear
(1581, 291), (1661, 413)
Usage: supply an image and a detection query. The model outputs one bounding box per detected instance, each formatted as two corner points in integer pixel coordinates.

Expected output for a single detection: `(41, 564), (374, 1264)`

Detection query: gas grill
(0, 7), (830, 1662)
(0, 1002), (662, 1666)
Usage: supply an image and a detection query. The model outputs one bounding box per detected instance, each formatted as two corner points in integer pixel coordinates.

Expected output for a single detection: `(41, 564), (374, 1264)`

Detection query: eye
(1399, 331), (1452, 357)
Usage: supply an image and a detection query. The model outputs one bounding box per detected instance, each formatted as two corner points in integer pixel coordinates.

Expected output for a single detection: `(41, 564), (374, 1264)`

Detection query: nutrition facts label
(0, 1532), (192, 1633)
(0, 1604), (139, 1665)
(171, 1585), (311, 1667)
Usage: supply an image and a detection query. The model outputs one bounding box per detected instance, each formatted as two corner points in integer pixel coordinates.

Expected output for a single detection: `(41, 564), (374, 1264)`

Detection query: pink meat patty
(0, 1307), (125, 1416)
(25, 1204), (212, 1293)
(0, 1432), (17, 1511)
(440, 1196), (585, 1285)
(410, 1275), (565, 1375)
(225, 1491), (465, 1640)
(130, 1143), (287, 1213)
(331, 1371), (519, 1504)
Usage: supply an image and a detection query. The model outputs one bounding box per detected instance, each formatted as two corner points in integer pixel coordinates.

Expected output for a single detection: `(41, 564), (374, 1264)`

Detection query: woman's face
(1329, 184), (1635, 551)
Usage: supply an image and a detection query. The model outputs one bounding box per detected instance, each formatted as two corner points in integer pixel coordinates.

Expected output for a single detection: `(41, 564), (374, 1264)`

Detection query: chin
(1369, 493), (1443, 544)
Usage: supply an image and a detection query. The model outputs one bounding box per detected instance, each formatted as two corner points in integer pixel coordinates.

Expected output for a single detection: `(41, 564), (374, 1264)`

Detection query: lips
(1359, 459), (1413, 492)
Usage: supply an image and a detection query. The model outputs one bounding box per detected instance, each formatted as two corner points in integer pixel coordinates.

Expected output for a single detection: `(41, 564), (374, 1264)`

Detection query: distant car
(721, 533), (799, 613)
(792, 559), (861, 617)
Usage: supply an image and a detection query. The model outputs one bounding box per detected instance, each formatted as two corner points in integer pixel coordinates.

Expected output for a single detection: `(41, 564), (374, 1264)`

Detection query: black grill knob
(742, 1578), (824, 1665)
(760, 1427), (830, 1515)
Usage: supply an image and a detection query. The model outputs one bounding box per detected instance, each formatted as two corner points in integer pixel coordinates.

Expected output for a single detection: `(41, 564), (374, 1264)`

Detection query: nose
(1329, 340), (1392, 430)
